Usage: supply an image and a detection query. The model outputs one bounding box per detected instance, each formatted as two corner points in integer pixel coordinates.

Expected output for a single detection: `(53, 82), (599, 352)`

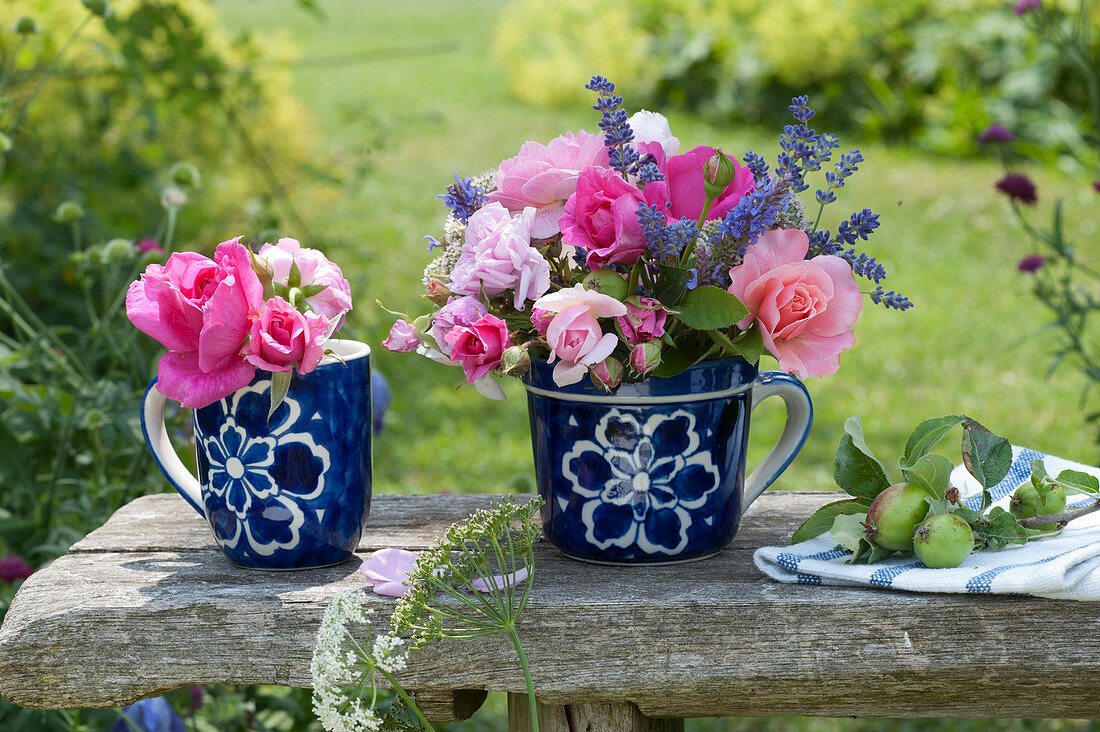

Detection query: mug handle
(140, 378), (206, 518)
(742, 371), (814, 513)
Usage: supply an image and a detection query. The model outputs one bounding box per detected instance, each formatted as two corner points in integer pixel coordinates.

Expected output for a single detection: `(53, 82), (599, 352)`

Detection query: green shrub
(492, 0), (1100, 157)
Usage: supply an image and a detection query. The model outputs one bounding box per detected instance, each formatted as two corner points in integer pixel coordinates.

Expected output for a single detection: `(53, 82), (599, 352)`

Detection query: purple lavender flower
(1014, 0), (1041, 16)
(1018, 254), (1046, 273)
(978, 124), (1015, 145)
(996, 173), (1038, 205)
(869, 286), (914, 311)
(586, 75), (639, 175)
(437, 173), (485, 224)
(0, 554), (33, 584)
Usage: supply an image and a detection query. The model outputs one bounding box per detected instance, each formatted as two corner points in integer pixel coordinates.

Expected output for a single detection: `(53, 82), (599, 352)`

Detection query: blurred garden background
(1, 0), (1098, 729)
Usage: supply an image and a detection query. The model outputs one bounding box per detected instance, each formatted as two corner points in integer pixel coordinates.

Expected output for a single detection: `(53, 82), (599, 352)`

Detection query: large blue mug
(525, 357), (812, 564)
(140, 339), (373, 570)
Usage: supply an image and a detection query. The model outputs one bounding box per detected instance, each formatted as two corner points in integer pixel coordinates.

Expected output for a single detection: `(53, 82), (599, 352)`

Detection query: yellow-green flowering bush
(492, 0), (1100, 156)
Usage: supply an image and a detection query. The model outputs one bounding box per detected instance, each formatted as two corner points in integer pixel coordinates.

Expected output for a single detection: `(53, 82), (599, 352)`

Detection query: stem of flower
(507, 623), (539, 732)
(626, 260), (643, 297)
(378, 668), (437, 732)
(11, 15), (93, 134)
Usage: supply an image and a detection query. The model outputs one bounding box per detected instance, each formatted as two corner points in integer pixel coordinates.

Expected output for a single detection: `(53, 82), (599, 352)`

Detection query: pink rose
(381, 320), (421, 353)
(445, 314), (514, 383)
(530, 307), (553, 337)
(728, 228), (862, 378)
(485, 130), (609, 238)
(641, 144), (755, 223)
(560, 166), (647, 270)
(533, 285), (627, 387)
(617, 297), (667, 345)
(256, 237), (353, 331)
(245, 296), (329, 374)
(429, 296), (488, 356)
(448, 204), (551, 310)
(127, 239), (263, 408)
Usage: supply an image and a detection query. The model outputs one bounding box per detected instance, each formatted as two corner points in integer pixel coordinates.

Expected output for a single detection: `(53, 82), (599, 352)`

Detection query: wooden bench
(1, 492), (1097, 730)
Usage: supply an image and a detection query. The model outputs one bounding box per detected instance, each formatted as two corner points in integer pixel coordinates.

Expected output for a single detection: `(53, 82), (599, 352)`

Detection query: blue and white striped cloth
(753, 446), (1100, 600)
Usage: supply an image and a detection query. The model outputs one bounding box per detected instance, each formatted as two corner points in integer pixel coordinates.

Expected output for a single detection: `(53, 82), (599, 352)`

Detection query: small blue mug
(141, 339), (373, 570)
(525, 357), (812, 564)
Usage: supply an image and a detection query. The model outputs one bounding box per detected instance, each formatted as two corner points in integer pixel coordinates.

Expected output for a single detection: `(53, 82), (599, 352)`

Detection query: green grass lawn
(212, 1), (1098, 729)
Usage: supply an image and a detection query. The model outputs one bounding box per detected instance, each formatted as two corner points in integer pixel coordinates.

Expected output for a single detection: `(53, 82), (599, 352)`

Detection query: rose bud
(424, 279), (452, 306)
(500, 344), (532, 377)
(703, 149), (736, 198)
(589, 356), (623, 392)
(629, 340), (662, 376)
(617, 296), (668, 345)
(381, 320), (421, 353)
(530, 307), (554, 337)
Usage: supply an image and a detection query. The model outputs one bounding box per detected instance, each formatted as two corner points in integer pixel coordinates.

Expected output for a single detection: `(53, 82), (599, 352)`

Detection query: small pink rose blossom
(429, 296), (488, 356)
(360, 547), (420, 597)
(642, 145), (755, 223)
(486, 130), (609, 238)
(617, 297), (667, 345)
(381, 320), (421, 353)
(530, 307), (553, 337)
(245, 296), (329, 374)
(534, 285), (627, 387)
(728, 228), (862, 379)
(127, 238), (264, 408)
(446, 313), (514, 383)
(257, 237), (353, 331)
(629, 341), (662, 376)
(448, 204), (551, 310)
(560, 166), (648, 270)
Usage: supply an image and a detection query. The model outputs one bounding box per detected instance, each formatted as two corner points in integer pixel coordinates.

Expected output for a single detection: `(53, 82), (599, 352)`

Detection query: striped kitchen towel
(753, 446), (1100, 600)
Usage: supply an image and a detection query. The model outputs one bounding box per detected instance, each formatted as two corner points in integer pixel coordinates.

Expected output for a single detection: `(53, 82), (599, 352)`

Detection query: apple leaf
(899, 415), (962, 470)
(972, 507), (1034, 550)
(728, 325), (763, 364)
(653, 264), (692, 307)
(903, 453), (955, 501)
(833, 416), (892, 500)
(1054, 469), (1100, 496)
(961, 417), (1012, 505)
(830, 512), (869, 553)
(791, 499), (870, 543)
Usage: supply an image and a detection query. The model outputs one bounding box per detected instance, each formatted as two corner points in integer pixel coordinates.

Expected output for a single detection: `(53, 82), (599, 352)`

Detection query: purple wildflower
(0, 554), (33, 584)
(978, 124), (1014, 145)
(1018, 255), (1046, 273)
(1093, 181), (1100, 193)
(996, 173), (1038, 205)
(1014, 0), (1041, 15)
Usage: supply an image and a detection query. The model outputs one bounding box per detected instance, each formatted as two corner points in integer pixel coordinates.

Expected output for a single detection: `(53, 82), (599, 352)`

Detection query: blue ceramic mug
(525, 357), (812, 564)
(141, 339), (372, 570)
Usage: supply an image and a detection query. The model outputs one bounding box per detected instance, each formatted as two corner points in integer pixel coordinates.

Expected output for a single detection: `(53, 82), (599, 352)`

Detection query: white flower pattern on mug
(562, 409), (720, 555)
(197, 381), (331, 557)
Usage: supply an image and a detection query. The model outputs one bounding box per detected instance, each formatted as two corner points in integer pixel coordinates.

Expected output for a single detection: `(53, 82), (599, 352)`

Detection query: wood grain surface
(2, 491), (1098, 719)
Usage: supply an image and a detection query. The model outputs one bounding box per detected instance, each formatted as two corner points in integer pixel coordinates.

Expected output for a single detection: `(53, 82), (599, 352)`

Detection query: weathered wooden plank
(508, 694), (684, 732)
(3, 492), (1100, 719)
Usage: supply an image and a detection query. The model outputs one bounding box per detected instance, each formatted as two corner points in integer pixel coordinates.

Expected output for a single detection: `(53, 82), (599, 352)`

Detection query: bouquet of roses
(126, 237), (352, 411)
(382, 76), (911, 399)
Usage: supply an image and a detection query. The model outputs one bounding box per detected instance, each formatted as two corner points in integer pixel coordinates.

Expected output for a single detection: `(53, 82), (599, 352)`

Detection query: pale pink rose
(486, 130), (609, 238)
(628, 110), (679, 155)
(245, 296), (329, 374)
(360, 547), (419, 597)
(531, 284), (629, 319)
(127, 239), (263, 408)
(641, 145), (755, 223)
(617, 297), (667, 346)
(429, 296), (488, 357)
(257, 237), (353, 331)
(445, 313), (514, 383)
(448, 204), (551, 310)
(381, 320), (421, 353)
(560, 167), (647, 270)
(543, 306), (622, 387)
(728, 228), (862, 379)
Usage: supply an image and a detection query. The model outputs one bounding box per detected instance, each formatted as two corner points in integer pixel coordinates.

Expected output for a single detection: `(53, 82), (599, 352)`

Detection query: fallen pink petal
(359, 547), (420, 597)
(470, 566), (529, 593)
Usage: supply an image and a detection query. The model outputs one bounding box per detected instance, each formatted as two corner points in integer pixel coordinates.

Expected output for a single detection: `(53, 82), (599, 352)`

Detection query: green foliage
(491, 0), (1100, 156)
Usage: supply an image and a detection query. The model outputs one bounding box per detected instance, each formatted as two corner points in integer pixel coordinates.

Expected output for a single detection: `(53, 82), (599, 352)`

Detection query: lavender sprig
(437, 173), (484, 223)
(870, 286), (914, 311)
(586, 75), (639, 177)
(636, 203), (698, 261)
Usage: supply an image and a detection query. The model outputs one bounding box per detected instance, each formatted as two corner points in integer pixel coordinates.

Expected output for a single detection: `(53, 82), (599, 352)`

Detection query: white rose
(627, 110), (680, 155)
